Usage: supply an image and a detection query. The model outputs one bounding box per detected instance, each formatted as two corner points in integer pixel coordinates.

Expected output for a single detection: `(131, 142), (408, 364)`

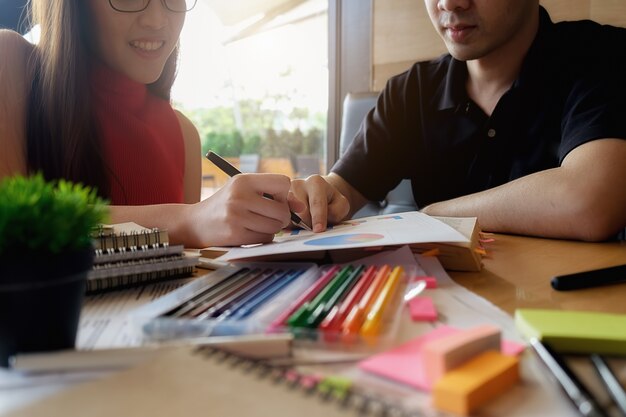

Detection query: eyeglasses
(108, 0), (197, 13)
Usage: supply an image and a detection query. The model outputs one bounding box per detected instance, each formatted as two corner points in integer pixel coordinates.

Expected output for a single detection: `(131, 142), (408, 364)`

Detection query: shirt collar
(435, 57), (468, 111)
(514, 6), (555, 89)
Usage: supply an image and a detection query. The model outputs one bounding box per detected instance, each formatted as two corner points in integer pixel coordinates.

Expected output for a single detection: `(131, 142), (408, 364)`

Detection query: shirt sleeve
(331, 69), (418, 202)
(558, 43), (626, 162)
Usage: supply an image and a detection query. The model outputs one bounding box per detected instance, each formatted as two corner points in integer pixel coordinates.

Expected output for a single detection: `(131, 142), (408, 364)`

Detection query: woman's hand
(185, 173), (305, 247)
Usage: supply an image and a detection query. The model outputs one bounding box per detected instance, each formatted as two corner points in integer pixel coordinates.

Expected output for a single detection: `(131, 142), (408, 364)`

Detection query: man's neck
(466, 13), (539, 116)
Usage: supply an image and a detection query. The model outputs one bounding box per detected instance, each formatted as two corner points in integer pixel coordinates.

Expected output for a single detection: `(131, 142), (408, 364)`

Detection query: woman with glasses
(0, 0), (305, 247)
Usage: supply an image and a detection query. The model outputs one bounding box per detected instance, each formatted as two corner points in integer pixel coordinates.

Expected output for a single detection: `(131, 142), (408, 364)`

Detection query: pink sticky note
(359, 326), (525, 392)
(408, 297), (438, 321)
(502, 339), (526, 356)
(359, 326), (457, 391)
(411, 276), (438, 288)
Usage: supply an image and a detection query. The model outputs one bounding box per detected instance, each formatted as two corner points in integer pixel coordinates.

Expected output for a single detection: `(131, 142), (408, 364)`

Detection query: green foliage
(260, 128), (323, 158)
(0, 174), (109, 254)
(177, 98), (326, 159)
(201, 130), (244, 157)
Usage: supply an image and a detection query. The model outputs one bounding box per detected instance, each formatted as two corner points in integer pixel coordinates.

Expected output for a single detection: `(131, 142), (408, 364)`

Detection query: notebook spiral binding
(94, 227), (169, 254)
(87, 226), (198, 294)
(194, 346), (422, 417)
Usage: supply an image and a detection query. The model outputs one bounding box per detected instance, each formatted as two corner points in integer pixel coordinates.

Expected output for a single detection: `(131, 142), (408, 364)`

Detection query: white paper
(219, 211), (468, 261)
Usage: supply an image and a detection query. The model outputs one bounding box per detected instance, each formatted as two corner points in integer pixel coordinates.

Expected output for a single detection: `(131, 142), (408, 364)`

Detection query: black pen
(205, 151), (312, 231)
(529, 338), (609, 417)
(590, 354), (626, 416)
(551, 264), (626, 291)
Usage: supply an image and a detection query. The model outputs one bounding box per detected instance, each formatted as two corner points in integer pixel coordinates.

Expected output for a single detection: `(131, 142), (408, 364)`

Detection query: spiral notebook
(87, 223), (198, 294)
(7, 346), (414, 417)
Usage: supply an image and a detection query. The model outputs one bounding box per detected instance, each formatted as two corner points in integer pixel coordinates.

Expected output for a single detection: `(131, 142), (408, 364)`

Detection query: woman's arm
(110, 173), (300, 248)
(175, 110), (201, 204)
(0, 30), (33, 179)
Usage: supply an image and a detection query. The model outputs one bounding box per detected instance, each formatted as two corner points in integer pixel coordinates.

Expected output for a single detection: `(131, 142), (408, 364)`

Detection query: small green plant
(0, 174), (109, 254)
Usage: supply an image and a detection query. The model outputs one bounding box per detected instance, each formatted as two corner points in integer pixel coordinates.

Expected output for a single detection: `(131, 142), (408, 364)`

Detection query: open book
(201, 212), (483, 271)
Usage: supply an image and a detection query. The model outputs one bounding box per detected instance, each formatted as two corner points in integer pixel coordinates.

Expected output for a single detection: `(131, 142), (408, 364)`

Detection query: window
(173, 0), (328, 197)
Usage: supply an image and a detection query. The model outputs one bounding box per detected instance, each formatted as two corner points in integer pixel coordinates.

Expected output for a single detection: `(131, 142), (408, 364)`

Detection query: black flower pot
(0, 246), (94, 367)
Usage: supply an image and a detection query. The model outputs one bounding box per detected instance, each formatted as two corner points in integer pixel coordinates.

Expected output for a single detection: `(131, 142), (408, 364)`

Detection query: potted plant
(0, 174), (108, 367)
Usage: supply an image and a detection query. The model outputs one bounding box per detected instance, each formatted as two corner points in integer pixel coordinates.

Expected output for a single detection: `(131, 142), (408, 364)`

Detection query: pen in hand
(205, 151), (312, 231)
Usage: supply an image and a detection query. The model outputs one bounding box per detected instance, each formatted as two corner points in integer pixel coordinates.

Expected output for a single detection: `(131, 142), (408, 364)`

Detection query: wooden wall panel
(371, 0), (624, 91)
(372, 0), (444, 90)
(540, 0), (591, 21)
(590, 0), (626, 27)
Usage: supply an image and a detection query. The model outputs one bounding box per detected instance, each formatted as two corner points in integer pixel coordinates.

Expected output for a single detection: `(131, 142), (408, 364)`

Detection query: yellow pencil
(360, 266), (404, 340)
(341, 265), (390, 337)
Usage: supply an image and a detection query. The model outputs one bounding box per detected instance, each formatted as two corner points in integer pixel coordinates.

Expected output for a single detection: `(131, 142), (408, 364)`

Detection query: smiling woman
(0, 0), (308, 248)
(89, 0), (187, 85)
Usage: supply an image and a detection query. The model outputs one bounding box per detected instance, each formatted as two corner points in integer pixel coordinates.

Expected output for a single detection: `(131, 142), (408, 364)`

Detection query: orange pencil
(341, 264), (391, 337)
(319, 265), (378, 335)
(360, 266), (404, 340)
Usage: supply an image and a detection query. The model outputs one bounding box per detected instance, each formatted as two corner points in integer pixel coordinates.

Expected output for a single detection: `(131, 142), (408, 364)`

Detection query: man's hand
(290, 174), (352, 232)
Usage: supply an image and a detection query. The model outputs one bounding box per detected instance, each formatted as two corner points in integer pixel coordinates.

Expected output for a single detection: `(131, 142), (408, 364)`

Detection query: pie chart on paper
(303, 233), (384, 246)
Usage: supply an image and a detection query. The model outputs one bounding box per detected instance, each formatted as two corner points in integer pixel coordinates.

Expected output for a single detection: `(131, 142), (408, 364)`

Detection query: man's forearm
(421, 167), (625, 241)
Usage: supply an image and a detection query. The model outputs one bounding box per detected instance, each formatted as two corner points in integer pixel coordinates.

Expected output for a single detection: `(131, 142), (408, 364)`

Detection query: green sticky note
(515, 309), (626, 354)
(317, 376), (353, 400)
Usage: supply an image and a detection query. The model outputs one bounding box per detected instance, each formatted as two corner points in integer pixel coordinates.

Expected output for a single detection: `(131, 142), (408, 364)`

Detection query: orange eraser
(432, 350), (520, 416)
(422, 324), (500, 384)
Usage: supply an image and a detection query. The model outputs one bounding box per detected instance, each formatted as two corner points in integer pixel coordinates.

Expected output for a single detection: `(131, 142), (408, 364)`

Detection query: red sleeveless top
(91, 66), (185, 205)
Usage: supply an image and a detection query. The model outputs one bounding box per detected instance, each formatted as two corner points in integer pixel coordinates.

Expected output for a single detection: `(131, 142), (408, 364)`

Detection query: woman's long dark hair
(26, 0), (179, 198)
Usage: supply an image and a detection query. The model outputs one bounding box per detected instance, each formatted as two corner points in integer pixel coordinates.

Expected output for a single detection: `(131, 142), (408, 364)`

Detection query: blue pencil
(217, 269), (300, 321)
(230, 269), (306, 320)
(198, 269), (277, 319)
(190, 268), (272, 318)
(167, 267), (252, 317)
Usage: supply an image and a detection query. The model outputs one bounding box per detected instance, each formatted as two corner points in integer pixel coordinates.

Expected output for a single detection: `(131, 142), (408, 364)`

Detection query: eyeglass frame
(108, 0), (197, 13)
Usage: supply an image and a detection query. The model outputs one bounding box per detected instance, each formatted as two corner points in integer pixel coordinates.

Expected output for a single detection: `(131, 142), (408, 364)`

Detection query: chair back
(239, 154), (260, 173)
(339, 92), (417, 218)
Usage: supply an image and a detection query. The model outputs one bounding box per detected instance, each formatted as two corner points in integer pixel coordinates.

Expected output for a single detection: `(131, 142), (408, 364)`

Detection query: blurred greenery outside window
(172, 0), (328, 182)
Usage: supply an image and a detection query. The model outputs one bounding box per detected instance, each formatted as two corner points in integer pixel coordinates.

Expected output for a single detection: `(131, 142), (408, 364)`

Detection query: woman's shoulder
(0, 29), (35, 82)
(0, 29), (34, 60)
(174, 109), (201, 152)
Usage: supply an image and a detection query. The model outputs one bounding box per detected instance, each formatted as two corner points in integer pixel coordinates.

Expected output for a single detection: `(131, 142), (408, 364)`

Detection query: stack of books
(87, 223), (198, 294)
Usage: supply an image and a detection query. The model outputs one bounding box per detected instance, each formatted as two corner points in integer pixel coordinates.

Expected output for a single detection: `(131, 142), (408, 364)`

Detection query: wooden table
(450, 234), (626, 314)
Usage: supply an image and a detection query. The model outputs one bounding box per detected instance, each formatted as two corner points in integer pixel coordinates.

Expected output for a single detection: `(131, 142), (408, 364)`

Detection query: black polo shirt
(332, 7), (626, 208)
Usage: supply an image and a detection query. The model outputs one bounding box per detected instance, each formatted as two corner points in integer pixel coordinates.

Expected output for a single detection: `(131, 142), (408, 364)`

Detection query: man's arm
(421, 138), (626, 241)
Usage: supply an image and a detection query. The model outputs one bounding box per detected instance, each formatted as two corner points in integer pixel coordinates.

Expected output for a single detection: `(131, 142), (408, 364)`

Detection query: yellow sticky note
(515, 309), (626, 354)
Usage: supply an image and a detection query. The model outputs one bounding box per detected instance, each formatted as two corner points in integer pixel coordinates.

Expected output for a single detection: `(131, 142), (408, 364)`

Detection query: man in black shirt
(291, 0), (626, 241)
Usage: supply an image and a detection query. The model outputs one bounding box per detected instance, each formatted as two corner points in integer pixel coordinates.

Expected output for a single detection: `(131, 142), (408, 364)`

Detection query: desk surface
(450, 234), (626, 315)
(2, 234), (626, 417)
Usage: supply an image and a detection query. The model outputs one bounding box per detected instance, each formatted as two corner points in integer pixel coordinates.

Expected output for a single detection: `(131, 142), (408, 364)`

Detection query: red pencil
(319, 265), (378, 335)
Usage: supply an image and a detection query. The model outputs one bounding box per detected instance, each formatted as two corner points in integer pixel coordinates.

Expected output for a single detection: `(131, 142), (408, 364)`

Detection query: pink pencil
(266, 265), (341, 332)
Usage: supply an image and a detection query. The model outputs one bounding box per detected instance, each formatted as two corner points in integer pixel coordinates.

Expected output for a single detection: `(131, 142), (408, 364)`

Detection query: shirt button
(487, 128), (496, 138)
